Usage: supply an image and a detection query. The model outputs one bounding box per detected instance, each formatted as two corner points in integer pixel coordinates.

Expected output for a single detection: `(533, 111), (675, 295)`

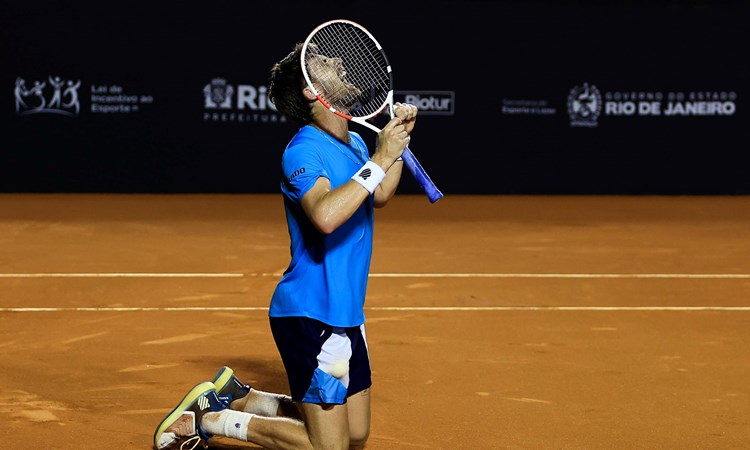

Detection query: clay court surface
(1, 194), (749, 449)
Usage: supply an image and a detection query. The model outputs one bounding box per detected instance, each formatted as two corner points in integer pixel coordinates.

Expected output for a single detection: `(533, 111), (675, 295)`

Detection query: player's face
(307, 54), (361, 111)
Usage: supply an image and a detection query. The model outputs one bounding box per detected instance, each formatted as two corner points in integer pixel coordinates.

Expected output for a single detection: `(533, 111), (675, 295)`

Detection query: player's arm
(372, 106), (416, 207)
(373, 158), (403, 208)
(301, 116), (410, 232)
(300, 176), (371, 235)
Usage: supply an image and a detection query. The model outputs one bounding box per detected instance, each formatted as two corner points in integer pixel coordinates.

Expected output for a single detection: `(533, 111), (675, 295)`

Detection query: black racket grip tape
(401, 146), (443, 203)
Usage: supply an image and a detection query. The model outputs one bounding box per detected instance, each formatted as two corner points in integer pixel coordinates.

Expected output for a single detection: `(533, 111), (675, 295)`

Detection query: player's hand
(393, 102), (418, 134)
(373, 116), (409, 165)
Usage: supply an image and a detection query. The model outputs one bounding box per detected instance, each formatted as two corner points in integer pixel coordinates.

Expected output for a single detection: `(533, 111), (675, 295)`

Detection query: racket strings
(305, 22), (391, 118)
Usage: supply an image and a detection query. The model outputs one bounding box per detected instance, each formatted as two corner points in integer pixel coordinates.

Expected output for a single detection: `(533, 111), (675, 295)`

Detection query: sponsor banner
(566, 83), (738, 127)
(90, 84), (153, 114)
(502, 83), (738, 127)
(501, 99), (557, 116)
(15, 76), (154, 116)
(202, 78), (286, 124)
(395, 91), (454, 116)
(4, 0), (746, 194)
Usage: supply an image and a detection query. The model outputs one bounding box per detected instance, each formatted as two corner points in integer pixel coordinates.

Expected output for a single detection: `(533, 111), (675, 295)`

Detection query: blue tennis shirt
(269, 125), (374, 327)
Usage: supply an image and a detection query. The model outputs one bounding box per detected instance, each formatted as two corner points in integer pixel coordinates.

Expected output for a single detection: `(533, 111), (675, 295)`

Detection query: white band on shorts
(351, 160), (386, 194)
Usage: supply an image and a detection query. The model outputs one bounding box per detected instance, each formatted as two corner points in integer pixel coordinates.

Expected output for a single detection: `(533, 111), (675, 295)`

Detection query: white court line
(0, 307), (268, 312)
(0, 273), (244, 278)
(250, 273), (750, 279)
(1, 273), (749, 279)
(2, 306), (750, 312)
(373, 273), (750, 279)
(370, 306), (750, 311)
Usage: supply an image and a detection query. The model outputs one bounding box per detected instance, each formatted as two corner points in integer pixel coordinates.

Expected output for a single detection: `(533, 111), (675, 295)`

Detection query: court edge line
(0, 273), (244, 278)
(289, 273), (750, 279)
(2, 273), (750, 279)
(3, 306), (750, 312)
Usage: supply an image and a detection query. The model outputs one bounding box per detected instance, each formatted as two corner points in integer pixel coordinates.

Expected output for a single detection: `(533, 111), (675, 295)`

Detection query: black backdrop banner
(2, 1), (748, 194)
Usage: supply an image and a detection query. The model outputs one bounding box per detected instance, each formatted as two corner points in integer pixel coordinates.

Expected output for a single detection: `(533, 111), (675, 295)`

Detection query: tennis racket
(301, 19), (443, 203)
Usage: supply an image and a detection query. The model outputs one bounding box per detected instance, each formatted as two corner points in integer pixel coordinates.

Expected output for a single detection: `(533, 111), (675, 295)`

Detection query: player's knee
(308, 426), (350, 450)
(310, 436), (349, 450)
(349, 426), (370, 449)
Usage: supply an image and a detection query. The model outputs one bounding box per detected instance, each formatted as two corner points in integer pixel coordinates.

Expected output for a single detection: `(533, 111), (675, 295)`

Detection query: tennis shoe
(212, 366), (252, 405)
(153, 381), (225, 450)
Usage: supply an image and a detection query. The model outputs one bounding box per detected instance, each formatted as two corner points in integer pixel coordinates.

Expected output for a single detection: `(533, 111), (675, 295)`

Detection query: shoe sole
(212, 366), (234, 393)
(153, 381), (217, 449)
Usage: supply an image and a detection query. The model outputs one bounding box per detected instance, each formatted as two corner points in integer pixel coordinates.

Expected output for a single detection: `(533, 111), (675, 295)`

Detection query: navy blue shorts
(269, 316), (372, 405)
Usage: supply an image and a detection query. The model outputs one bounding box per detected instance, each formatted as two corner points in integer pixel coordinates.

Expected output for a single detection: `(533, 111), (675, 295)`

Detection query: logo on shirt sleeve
(288, 167), (306, 182)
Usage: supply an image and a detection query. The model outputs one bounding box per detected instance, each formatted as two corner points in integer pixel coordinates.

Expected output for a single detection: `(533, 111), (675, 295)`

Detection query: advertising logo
(395, 91), (454, 116)
(603, 90), (736, 117)
(90, 84), (153, 114)
(15, 75), (155, 116)
(202, 78), (284, 124)
(567, 83), (602, 127)
(203, 78), (234, 109)
(15, 76), (81, 116)
(501, 99), (556, 116)
(568, 83), (737, 127)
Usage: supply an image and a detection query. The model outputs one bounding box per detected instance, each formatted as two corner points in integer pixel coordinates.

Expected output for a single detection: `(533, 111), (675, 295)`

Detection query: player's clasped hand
(393, 102), (418, 134)
(377, 118), (409, 162)
(377, 103), (418, 163)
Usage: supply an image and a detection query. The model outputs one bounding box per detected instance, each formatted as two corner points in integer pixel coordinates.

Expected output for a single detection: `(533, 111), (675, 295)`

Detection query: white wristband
(351, 160), (386, 194)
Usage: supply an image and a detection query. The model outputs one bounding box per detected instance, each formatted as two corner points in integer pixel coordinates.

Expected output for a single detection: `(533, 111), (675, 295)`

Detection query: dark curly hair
(268, 43), (313, 125)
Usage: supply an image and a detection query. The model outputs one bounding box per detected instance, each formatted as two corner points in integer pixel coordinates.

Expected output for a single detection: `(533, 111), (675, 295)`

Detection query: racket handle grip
(401, 146), (443, 203)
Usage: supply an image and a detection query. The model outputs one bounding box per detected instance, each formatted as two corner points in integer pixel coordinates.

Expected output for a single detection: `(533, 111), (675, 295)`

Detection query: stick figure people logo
(15, 76), (81, 116)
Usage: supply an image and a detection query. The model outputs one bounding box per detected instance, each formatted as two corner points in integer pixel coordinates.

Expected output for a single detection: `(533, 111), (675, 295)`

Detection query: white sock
(201, 410), (254, 441)
(243, 390), (284, 417)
